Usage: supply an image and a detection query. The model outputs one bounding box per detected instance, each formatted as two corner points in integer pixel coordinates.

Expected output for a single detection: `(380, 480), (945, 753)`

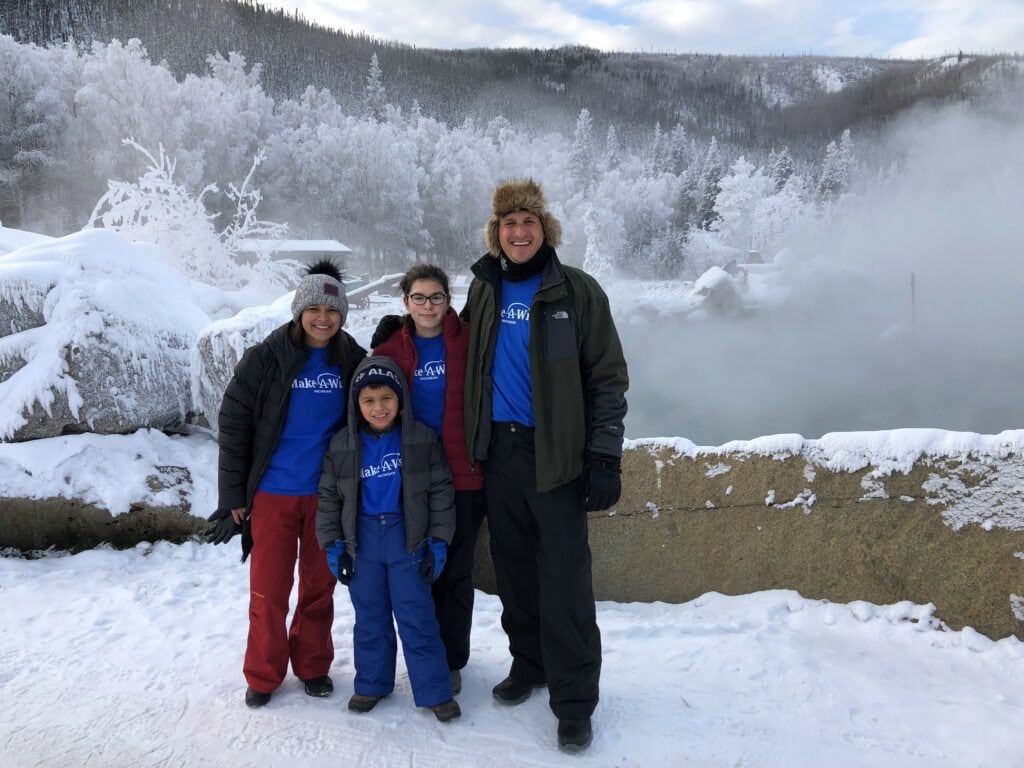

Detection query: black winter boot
(557, 718), (593, 752)
(302, 675), (334, 697)
(245, 687), (272, 708)
(492, 676), (544, 705)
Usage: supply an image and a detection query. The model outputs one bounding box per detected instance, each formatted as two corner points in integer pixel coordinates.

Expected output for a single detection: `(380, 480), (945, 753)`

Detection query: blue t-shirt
(259, 347), (344, 495)
(359, 426), (403, 515)
(492, 274), (541, 425)
(411, 334), (446, 438)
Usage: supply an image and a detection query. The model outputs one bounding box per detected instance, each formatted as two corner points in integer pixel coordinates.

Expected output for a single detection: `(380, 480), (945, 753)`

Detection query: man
(463, 179), (628, 753)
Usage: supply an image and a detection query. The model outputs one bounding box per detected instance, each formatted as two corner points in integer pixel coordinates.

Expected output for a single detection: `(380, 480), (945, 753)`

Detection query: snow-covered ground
(2, 427), (1024, 766)
(1, 542), (1023, 767)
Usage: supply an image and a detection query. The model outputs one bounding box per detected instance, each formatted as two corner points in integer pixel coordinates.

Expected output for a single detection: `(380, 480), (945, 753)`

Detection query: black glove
(370, 314), (403, 348)
(337, 551), (354, 585)
(204, 514), (241, 545)
(326, 540), (356, 585)
(582, 453), (622, 512)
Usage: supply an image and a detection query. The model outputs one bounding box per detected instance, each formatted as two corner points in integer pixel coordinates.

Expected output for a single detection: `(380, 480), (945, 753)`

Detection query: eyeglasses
(407, 292), (448, 305)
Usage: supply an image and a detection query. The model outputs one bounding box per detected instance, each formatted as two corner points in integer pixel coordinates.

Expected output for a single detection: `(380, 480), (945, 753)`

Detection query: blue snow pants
(349, 513), (452, 708)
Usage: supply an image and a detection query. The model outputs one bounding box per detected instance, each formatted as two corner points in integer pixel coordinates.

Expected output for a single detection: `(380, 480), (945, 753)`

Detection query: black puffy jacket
(215, 321), (366, 560)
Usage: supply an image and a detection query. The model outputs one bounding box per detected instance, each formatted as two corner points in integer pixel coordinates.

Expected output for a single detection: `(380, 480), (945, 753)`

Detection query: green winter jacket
(463, 249), (629, 493)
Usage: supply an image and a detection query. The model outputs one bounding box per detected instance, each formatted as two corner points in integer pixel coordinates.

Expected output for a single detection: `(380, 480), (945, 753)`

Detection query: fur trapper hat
(484, 179), (562, 258)
(291, 259), (348, 324)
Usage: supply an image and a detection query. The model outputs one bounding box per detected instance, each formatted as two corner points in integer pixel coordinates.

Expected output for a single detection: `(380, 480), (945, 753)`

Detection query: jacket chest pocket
(543, 301), (577, 361)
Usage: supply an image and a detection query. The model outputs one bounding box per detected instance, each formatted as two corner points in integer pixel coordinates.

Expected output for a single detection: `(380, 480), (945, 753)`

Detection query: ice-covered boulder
(0, 229), (210, 441)
(191, 293), (292, 434)
(691, 265), (745, 317)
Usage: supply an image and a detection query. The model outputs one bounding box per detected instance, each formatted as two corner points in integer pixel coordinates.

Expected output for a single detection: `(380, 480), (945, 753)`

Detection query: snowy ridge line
(627, 428), (1024, 475)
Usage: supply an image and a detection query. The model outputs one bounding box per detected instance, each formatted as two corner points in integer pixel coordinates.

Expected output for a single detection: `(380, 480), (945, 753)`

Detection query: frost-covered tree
(667, 123), (692, 176)
(582, 200), (624, 278)
(696, 136), (726, 230)
(178, 52), (277, 192)
(817, 129), (855, 200)
(589, 169), (682, 278)
(768, 146), (795, 191)
(568, 108), (595, 190)
(74, 39), (188, 185)
(645, 224), (686, 278)
(751, 172), (809, 253)
(364, 53), (387, 123)
(418, 119), (494, 269)
(0, 36), (66, 227)
(485, 115), (514, 150)
(602, 124), (621, 172)
(711, 156), (775, 249)
(88, 140), (290, 289)
(642, 122), (665, 176)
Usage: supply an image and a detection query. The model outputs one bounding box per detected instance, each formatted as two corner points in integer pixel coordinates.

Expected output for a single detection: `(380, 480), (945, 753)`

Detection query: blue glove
(420, 537), (447, 583)
(326, 539), (354, 585)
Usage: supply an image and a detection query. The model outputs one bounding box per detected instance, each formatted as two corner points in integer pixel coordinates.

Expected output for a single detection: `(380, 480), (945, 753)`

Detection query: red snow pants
(243, 491), (336, 693)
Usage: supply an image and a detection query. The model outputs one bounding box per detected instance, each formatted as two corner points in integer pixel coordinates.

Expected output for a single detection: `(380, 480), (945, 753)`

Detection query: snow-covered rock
(190, 293), (292, 433)
(0, 229), (210, 441)
(692, 265), (744, 316)
(0, 225), (52, 257)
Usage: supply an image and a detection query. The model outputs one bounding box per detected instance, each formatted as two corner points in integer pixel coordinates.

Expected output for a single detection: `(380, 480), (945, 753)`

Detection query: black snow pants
(483, 420), (602, 721)
(432, 488), (486, 671)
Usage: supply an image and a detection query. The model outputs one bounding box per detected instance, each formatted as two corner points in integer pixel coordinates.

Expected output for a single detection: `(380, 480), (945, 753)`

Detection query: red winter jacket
(373, 308), (483, 491)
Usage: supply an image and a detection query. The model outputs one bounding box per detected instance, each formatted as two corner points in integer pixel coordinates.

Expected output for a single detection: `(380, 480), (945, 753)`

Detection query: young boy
(316, 356), (460, 722)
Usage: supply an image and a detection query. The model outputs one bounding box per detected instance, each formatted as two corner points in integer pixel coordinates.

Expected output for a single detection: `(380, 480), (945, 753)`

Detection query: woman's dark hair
(400, 263), (450, 296)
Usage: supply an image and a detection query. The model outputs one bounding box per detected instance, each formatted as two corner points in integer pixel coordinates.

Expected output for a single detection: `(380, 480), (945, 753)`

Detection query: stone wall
(473, 440), (1024, 641)
(3, 440), (1022, 639)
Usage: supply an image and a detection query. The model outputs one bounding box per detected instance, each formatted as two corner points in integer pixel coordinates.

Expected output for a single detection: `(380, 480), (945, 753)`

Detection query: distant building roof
(236, 239), (352, 253)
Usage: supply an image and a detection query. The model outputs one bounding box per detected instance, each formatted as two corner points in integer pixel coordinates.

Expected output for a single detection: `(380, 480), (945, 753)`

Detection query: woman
(208, 259), (366, 708)
(372, 264), (485, 694)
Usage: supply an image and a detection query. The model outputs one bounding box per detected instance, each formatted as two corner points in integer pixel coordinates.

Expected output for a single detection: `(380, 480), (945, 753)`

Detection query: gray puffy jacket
(316, 356), (456, 558)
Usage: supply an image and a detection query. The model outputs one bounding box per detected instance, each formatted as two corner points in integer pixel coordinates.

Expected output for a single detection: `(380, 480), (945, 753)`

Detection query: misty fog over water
(621, 100), (1024, 444)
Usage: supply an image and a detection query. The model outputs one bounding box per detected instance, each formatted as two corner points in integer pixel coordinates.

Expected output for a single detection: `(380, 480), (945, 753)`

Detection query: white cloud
(279, 0), (1024, 56)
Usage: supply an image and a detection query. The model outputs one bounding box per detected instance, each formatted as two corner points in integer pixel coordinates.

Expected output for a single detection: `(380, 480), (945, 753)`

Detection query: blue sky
(273, 0), (1024, 57)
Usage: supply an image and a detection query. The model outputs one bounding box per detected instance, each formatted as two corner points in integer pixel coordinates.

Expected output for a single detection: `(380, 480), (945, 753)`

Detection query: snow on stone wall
(629, 429), (1024, 531)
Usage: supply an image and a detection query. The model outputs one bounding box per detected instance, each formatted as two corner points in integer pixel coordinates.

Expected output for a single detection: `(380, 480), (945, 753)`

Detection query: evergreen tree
(697, 136), (725, 230)
(817, 128), (855, 200)
(364, 52), (386, 123)
(768, 146), (794, 191)
(602, 124), (621, 172)
(582, 201), (622, 278)
(668, 123), (691, 175)
(568, 107), (595, 190)
(711, 155), (774, 249)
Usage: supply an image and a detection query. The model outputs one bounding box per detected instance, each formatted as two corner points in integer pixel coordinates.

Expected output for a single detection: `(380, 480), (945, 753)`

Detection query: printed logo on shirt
(501, 302), (531, 325)
(293, 372), (342, 393)
(416, 359), (445, 380)
(361, 451), (402, 479)
(552, 310), (569, 320)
